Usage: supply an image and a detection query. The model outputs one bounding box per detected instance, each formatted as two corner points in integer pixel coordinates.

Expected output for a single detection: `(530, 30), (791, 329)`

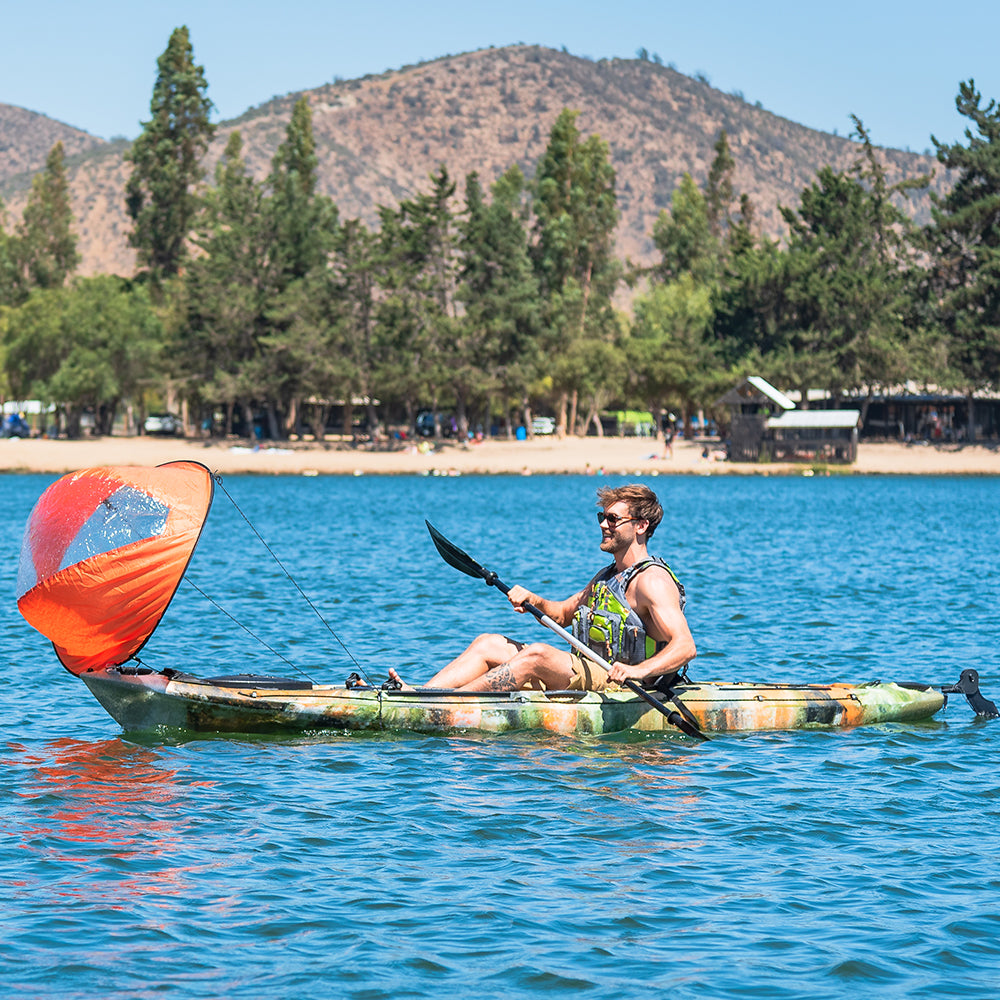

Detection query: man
(390, 483), (696, 692)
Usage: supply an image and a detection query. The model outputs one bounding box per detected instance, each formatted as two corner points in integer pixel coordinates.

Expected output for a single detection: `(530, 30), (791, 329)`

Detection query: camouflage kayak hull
(80, 668), (946, 736)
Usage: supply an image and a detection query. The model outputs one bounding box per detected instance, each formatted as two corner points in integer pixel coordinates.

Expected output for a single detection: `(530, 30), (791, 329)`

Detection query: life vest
(571, 557), (685, 665)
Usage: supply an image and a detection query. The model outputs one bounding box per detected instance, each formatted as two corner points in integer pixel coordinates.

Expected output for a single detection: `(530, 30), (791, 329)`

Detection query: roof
(767, 410), (861, 429)
(715, 376), (796, 411)
(747, 377), (796, 410)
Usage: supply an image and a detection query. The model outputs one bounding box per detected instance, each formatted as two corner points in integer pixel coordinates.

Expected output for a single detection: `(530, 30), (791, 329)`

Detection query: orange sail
(17, 462), (214, 675)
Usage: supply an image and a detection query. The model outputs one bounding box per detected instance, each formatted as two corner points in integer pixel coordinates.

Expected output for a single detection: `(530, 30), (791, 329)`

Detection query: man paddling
(391, 484), (696, 692)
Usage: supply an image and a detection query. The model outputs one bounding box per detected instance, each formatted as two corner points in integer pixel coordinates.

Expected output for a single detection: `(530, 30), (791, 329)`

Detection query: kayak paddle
(425, 520), (707, 741)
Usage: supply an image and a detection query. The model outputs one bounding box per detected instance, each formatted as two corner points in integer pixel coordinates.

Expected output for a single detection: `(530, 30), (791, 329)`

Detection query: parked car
(531, 416), (556, 435)
(415, 411), (457, 438)
(144, 413), (180, 436)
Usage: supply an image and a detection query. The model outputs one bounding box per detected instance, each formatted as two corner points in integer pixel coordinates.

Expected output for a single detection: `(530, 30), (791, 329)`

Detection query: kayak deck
(80, 668), (947, 736)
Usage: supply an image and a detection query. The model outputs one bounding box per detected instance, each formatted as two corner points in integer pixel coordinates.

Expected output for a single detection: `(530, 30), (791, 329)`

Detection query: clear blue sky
(3, 0), (998, 154)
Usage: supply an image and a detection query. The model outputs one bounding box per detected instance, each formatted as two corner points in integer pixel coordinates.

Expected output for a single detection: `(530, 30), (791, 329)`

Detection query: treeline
(2, 27), (1000, 440)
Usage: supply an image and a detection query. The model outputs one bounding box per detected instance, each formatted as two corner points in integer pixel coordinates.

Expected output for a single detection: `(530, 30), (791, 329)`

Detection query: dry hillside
(1, 45), (948, 278)
(0, 104), (106, 179)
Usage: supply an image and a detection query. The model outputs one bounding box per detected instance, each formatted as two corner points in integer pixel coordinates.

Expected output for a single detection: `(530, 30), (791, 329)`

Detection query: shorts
(568, 655), (621, 692)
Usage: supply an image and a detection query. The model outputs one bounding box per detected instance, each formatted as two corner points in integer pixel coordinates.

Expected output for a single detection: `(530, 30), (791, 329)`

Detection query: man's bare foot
(385, 668), (417, 692)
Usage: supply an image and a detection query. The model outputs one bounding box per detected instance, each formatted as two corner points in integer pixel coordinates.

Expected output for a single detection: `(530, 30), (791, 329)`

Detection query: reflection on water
(4, 737), (214, 906)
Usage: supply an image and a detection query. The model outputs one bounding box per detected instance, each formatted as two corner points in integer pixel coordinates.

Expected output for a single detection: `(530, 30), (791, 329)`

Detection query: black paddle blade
(425, 520), (490, 582)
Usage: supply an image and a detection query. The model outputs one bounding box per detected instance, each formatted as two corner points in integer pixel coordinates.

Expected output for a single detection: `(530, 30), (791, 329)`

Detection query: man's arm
(607, 568), (696, 684)
(506, 582), (591, 627)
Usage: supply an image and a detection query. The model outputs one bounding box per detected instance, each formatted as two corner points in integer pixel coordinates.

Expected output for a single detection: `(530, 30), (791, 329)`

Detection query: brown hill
(0, 104), (107, 180)
(1, 45), (949, 278)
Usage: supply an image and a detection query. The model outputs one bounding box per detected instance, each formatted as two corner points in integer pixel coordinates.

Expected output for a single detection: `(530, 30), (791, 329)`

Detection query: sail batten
(17, 462), (214, 675)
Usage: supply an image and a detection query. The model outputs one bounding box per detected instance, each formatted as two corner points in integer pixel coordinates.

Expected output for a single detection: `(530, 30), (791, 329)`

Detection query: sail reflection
(6, 738), (215, 904)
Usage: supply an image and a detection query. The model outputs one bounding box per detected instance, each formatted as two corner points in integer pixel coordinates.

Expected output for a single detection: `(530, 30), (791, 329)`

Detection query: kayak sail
(17, 461), (214, 675)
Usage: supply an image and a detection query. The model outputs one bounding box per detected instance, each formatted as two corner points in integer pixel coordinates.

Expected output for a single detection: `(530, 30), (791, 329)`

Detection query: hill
(0, 103), (107, 179)
(0, 45), (949, 277)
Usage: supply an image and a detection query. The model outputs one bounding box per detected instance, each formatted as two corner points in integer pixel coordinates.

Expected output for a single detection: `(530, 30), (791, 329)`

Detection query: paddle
(425, 520), (708, 742)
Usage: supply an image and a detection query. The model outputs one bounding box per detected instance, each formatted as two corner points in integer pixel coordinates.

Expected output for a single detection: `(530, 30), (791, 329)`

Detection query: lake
(3, 471), (999, 999)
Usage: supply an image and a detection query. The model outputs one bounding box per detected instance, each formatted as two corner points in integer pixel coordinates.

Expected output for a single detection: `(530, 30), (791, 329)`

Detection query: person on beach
(662, 421), (675, 459)
(389, 484), (696, 693)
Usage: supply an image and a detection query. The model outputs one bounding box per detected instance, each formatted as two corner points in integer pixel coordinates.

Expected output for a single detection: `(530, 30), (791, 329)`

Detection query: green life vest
(570, 557), (685, 665)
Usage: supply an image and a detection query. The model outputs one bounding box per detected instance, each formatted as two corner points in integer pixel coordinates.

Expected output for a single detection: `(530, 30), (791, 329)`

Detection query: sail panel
(17, 462), (214, 675)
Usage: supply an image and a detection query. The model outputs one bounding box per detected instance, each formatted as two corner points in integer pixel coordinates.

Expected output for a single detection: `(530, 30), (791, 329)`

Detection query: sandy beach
(3, 432), (1000, 477)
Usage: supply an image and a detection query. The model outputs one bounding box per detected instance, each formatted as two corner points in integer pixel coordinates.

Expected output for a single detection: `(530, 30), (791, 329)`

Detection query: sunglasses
(597, 511), (634, 528)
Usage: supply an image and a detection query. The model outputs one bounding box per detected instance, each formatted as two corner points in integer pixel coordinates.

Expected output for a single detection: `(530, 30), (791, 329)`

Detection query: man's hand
(507, 585), (536, 613)
(606, 660), (634, 684)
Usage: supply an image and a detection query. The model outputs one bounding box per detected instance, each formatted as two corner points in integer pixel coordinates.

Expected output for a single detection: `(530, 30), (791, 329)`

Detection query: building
(716, 377), (860, 464)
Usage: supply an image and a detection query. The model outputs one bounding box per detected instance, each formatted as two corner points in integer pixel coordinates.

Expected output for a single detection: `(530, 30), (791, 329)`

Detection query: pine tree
(705, 130), (736, 237)
(651, 173), (718, 285)
(184, 130), (269, 435)
(125, 26), (214, 284)
(0, 203), (19, 307)
(926, 80), (1000, 434)
(266, 97), (335, 284)
(531, 109), (620, 434)
(774, 120), (927, 405)
(457, 168), (542, 436)
(241, 99), (340, 438)
(374, 166), (458, 434)
(17, 142), (79, 291)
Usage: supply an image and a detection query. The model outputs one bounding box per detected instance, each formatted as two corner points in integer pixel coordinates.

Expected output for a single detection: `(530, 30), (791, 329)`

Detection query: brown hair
(596, 484), (664, 538)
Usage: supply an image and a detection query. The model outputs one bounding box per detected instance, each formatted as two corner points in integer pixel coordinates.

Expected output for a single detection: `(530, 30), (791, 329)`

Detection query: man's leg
(389, 634), (523, 689)
(459, 643), (577, 692)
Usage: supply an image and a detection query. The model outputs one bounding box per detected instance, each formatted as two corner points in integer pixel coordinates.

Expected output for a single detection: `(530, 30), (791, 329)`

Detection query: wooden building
(715, 377), (795, 462)
(717, 377), (860, 464)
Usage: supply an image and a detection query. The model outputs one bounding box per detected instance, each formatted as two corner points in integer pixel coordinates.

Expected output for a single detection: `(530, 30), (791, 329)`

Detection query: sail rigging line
(210, 472), (374, 687)
(181, 576), (313, 680)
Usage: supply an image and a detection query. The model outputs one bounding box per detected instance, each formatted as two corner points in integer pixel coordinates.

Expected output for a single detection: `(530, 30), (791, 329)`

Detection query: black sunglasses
(597, 511), (634, 528)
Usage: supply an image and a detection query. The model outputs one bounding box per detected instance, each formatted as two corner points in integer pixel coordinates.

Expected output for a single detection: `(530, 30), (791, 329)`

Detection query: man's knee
(512, 642), (559, 670)
(509, 643), (574, 688)
(471, 633), (519, 658)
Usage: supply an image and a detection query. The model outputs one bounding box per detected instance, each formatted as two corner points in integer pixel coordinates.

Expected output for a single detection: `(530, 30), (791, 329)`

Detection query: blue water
(3, 472), (999, 999)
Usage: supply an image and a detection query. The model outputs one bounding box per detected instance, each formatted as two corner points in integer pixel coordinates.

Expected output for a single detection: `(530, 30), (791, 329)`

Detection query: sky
(3, 0), (999, 155)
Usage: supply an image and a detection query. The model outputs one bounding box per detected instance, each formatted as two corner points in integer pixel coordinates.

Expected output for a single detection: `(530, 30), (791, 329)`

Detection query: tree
(712, 224), (790, 369)
(926, 80), (1000, 436)
(531, 109), (620, 434)
(266, 97), (335, 285)
(705, 130), (736, 237)
(0, 202), (18, 307)
(327, 219), (380, 438)
(16, 142), (79, 292)
(257, 97), (340, 437)
(183, 130), (270, 436)
(457, 168), (542, 436)
(774, 121), (928, 407)
(374, 166), (459, 435)
(125, 25), (215, 284)
(629, 273), (722, 425)
(651, 173), (719, 285)
(2, 277), (162, 435)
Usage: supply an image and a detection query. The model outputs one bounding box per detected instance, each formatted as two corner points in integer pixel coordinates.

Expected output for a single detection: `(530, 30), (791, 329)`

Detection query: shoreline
(4, 434), (1000, 477)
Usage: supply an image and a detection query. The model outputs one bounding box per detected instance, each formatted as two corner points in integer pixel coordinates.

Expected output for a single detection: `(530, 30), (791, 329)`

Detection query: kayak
(78, 665), (950, 736)
(16, 462), (995, 739)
